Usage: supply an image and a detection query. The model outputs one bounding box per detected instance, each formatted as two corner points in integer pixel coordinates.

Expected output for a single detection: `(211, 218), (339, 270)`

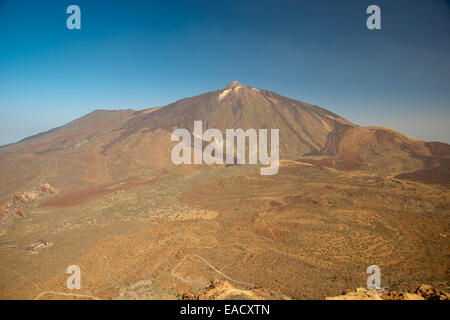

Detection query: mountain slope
(0, 81), (449, 203)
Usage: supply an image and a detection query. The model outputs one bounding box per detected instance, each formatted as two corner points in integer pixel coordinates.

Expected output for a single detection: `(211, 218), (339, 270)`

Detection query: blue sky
(0, 0), (449, 145)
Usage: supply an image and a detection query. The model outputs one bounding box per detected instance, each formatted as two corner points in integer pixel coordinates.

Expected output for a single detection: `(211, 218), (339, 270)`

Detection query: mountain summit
(225, 80), (244, 88)
(111, 81), (356, 158)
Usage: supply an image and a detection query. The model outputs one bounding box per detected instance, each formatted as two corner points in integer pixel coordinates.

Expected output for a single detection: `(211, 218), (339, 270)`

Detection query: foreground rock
(181, 280), (291, 300)
(326, 285), (450, 300)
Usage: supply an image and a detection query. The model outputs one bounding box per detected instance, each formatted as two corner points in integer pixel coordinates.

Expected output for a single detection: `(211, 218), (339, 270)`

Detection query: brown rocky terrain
(0, 82), (448, 300)
(326, 284), (450, 300)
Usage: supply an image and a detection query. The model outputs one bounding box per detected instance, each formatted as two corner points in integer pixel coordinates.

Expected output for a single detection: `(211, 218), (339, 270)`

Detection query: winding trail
(171, 254), (255, 289)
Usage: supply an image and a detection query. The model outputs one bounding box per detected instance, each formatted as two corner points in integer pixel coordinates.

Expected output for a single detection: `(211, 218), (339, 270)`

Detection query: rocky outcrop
(325, 288), (383, 300)
(181, 280), (291, 300)
(39, 183), (58, 195)
(326, 285), (450, 300)
(382, 285), (450, 300)
(0, 183), (58, 232)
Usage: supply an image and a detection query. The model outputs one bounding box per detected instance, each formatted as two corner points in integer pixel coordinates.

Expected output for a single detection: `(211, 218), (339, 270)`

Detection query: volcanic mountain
(0, 81), (448, 199)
